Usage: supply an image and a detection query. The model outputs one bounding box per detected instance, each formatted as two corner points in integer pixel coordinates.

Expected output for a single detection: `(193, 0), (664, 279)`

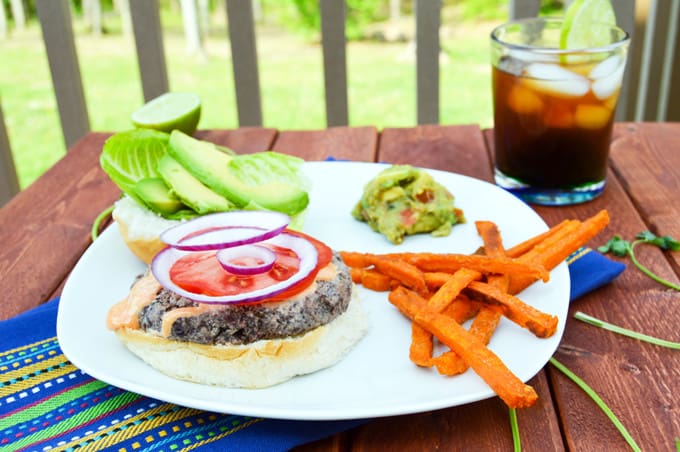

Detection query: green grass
(0, 13), (498, 189)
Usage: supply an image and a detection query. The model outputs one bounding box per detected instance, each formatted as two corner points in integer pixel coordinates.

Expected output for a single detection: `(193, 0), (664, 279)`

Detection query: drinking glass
(491, 17), (630, 205)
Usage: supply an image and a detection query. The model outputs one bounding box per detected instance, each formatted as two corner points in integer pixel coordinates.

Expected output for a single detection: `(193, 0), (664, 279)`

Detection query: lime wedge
(131, 92), (202, 135)
(560, 0), (617, 50)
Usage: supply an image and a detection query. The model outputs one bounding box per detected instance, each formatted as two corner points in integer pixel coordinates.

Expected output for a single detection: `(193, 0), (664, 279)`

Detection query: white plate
(58, 161), (569, 421)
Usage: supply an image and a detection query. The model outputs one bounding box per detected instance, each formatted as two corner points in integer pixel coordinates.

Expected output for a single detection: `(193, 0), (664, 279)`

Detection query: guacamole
(352, 165), (464, 244)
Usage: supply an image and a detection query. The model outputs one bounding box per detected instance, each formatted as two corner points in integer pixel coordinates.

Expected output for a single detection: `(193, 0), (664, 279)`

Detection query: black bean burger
(106, 211), (368, 388)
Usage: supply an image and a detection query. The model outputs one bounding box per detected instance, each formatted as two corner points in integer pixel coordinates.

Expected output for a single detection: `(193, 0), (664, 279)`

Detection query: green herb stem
(509, 407), (521, 452)
(575, 311), (680, 349)
(549, 357), (641, 452)
(629, 241), (680, 291)
(599, 233), (680, 291)
(91, 204), (115, 241)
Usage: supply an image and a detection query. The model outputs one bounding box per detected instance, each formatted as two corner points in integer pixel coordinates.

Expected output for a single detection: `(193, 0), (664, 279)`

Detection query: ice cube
(497, 51), (559, 76)
(523, 63), (590, 98)
(497, 55), (525, 77)
(592, 65), (624, 100)
(545, 104), (574, 129)
(574, 104), (612, 130)
(525, 63), (585, 80)
(589, 55), (622, 79)
(508, 85), (543, 115)
(508, 49), (558, 64)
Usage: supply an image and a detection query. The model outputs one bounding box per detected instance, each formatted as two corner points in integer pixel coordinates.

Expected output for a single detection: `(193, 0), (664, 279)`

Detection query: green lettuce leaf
(228, 151), (310, 192)
(101, 132), (310, 220)
(100, 129), (169, 204)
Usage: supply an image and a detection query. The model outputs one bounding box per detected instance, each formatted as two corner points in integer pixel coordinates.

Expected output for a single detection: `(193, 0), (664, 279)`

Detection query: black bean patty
(138, 254), (353, 345)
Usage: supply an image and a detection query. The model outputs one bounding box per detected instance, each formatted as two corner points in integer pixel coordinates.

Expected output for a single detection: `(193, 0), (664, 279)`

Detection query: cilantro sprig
(549, 357), (642, 451)
(574, 311), (680, 350)
(91, 203), (115, 241)
(509, 408), (521, 452)
(598, 231), (680, 290)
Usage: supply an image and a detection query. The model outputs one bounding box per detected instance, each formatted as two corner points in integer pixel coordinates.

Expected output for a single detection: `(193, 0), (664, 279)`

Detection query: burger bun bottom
(115, 290), (369, 389)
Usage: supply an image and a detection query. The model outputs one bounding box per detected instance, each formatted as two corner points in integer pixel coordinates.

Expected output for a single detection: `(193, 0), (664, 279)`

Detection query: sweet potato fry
(360, 268), (393, 292)
(389, 287), (538, 408)
(388, 286), (430, 322)
(404, 253), (549, 282)
(426, 268), (481, 313)
(514, 221), (582, 266)
(437, 221), (505, 375)
(413, 268), (481, 371)
(464, 281), (558, 338)
(475, 220), (510, 292)
(372, 256), (429, 297)
(424, 271), (454, 290)
(414, 308), (539, 408)
(349, 267), (363, 283)
(538, 210), (610, 272)
(468, 307), (503, 344)
(475, 221), (505, 255)
(388, 287), (430, 373)
(339, 251), (373, 268)
(432, 350), (468, 376)
(441, 295), (481, 324)
(410, 323), (434, 367)
(505, 219), (577, 258)
(434, 306), (500, 377)
(389, 286), (470, 376)
(342, 251), (547, 283)
(508, 210), (610, 294)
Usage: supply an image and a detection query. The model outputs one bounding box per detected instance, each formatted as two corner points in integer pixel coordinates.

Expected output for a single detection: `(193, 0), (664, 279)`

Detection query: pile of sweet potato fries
(340, 210), (610, 408)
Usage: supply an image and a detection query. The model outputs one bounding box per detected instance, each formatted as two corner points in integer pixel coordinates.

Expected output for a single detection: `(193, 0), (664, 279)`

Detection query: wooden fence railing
(1, 0), (678, 206)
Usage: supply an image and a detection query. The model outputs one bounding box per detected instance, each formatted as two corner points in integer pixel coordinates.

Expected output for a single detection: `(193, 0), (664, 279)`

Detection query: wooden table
(1, 123), (678, 450)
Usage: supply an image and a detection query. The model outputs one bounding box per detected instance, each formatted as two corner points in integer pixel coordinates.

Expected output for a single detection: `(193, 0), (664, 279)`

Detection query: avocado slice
(167, 131), (309, 216)
(157, 154), (234, 215)
(134, 177), (186, 215)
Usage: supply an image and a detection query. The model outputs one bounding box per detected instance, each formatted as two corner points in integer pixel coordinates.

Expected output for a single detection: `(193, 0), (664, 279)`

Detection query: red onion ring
(216, 245), (276, 275)
(151, 232), (318, 304)
(160, 211), (290, 251)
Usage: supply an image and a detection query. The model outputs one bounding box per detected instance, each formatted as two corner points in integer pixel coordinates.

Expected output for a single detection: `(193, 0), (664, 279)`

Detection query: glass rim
(490, 16), (630, 54)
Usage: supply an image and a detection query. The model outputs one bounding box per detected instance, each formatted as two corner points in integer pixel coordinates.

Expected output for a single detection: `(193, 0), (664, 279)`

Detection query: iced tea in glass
(491, 18), (629, 205)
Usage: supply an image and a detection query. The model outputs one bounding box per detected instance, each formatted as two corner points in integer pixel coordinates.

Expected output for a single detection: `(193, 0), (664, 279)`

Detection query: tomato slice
(400, 208), (416, 227)
(168, 229), (333, 303)
(285, 229), (333, 268)
(266, 229), (333, 301)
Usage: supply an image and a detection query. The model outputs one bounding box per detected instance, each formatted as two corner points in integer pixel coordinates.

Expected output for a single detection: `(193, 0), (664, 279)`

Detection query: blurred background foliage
(0, 0), (565, 188)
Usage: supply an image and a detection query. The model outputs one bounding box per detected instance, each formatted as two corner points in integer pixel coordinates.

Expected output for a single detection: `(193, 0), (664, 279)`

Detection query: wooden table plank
(484, 123), (680, 451)
(609, 122), (680, 272)
(0, 133), (115, 319)
(194, 127), (277, 153)
(348, 375), (564, 451)
(271, 126), (378, 162)
(379, 124), (493, 181)
(547, 183), (680, 451)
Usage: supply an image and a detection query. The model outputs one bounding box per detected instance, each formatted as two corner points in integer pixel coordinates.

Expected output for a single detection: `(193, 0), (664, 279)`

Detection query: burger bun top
(112, 196), (179, 264)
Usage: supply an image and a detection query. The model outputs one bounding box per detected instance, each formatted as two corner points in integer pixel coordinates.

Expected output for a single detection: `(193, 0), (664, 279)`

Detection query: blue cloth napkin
(566, 247), (625, 300)
(0, 300), (365, 452)
(0, 248), (623, 452)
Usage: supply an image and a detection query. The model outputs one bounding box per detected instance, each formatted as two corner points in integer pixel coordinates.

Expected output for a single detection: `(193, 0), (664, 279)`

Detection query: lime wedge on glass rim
(560, 0), (617, 50)
(131, 92), (202, 135)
